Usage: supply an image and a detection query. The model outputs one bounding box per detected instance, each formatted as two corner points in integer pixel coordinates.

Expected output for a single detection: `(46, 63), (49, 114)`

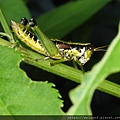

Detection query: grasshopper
(10, 18), (107, 72)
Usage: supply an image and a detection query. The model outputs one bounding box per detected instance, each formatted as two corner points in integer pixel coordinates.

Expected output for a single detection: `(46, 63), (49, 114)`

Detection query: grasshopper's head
(78, 44), (94, 65)
(79, 44), (107, 65)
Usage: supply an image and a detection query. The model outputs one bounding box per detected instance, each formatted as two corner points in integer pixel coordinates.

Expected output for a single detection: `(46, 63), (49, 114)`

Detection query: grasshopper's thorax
(55, 41), (94, 65)
(78, 44), (94, 65)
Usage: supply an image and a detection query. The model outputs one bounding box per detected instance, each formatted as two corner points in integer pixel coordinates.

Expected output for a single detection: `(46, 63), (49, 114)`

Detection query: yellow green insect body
(11, 18), (104, 68)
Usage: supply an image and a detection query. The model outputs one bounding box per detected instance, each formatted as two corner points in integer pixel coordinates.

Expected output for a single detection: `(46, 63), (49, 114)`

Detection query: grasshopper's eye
(83, 44), (94, 61)
(29, 18), (37, 27)
(21, 17), (28, 26)
(86, 44), (94, 52)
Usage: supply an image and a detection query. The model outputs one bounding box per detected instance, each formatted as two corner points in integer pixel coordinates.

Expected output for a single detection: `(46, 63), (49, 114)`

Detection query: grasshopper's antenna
(94, 45), (108, 51)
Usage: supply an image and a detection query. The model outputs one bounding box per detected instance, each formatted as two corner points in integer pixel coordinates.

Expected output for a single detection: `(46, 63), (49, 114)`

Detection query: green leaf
(37, 0), (111, 38)
(0, 9), (12, 36)
(1, 27), (120, 115)
(0, 0), (30, 24)
(67, 23), (120, 115)
(0, 46), (63, 115)
(0, 9), (15, 43)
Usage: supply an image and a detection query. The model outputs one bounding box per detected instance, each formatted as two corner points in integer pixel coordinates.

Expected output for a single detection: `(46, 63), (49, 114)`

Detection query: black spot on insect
(21, 17), (28, 26)
(78, 48), (81, 53)
(29, 18), (37, 27)
(70, 45), (79, 50)
(29, 33), (33, 38)
(33, 35), (38, 42)
(85, 44), (94, 51)
(22, 28), (26, 32)
(26, 30), (29, 34)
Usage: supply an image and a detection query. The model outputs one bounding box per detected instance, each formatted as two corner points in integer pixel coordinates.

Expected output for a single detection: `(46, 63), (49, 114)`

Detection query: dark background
(20, 0), (120, 115)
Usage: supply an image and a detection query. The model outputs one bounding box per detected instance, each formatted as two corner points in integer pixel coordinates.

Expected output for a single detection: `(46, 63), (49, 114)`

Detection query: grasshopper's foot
(50, 61), (55, 66)
(35, 57), (50, 61)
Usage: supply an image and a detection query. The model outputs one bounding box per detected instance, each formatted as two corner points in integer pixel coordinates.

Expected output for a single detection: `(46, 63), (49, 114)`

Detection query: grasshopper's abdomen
(11, 20), (48, 56)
